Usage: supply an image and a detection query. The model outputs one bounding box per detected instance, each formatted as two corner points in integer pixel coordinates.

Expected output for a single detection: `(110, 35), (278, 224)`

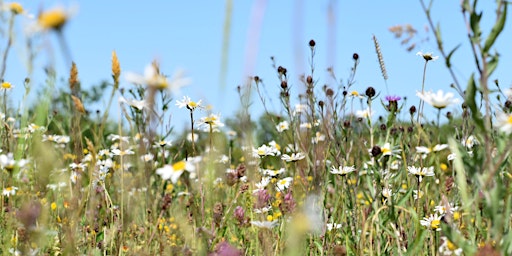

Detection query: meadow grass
(0, 1), (511, 255)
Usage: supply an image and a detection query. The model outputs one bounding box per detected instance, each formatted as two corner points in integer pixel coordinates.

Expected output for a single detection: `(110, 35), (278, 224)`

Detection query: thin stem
(190, 110), (196, 156)
(417, 61), (428, 124)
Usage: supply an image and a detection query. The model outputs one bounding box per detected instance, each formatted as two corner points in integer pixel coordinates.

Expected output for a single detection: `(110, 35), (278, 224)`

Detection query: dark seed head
(365, 87), (376, 98)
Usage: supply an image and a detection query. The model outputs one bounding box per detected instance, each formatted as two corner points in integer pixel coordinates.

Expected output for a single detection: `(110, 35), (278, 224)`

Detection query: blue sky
(4, 1), (511, 133)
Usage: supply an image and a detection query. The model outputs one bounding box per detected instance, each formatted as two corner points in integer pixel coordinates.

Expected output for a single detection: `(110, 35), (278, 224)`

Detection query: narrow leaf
(487, 53), (499, 77)
(445, 44), (461, 68)
(483, 3), (507, 53)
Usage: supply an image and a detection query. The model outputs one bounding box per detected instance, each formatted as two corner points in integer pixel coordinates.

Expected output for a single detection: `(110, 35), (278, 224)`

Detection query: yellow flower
(9, 2), (23, 14)
(51, 202), (57, 211)
(38, 8), (67, 30)
(1, 82), (13, 90)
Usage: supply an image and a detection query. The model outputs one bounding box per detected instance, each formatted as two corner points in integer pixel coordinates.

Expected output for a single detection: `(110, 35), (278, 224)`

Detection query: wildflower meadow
(1, 1), (512, 255)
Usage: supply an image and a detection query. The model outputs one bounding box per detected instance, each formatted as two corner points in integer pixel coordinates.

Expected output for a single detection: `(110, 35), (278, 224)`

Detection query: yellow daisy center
(39, 9), (67, 30)
(447, 240), (457, 251)
(431, 219), (440, 230)
(351, 91), (359, 96)
(172, 161), (186, 171)
(188, 101), (197, 108)
(507, 115), (512, 125)
(9, 3), (23, 14)
(1, 82), (12, 89)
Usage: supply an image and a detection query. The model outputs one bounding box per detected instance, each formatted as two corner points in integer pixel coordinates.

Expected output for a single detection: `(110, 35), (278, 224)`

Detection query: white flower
(176, 96), (202, 111)
(125, 64), (191, 93)
(432, 144), (449, 152)
(420, 213), (442, 231)
(155, 160), (194, 184)
(447, 153), (456, 161)
(2, 186), (18, 197)
(111, 148), (135, 156)
(263, 168), (285, 177)
(276, 177), (293, 191)
(281, 152), (305, 162)
(0, 153), (16, 170)
(119, 96), (146, 110)
(496, 111), (512, 135)
(251, 220), (278, 229)
(438, 236), (463, 256)
(293, 104), (307, 115)
(254, 176), (271, 191)
(462, 135), (478, 149)
(253, 144), (279, 158)
(407, 166), (435, 183)
(276, 121), (289, 132)
(198, 113), (224, 132)
(140, 153), (154, 162)
(416, 144), (448, 155)
(416, 90), (459, 109)
(185, 132), (199, 142)
(326, 222), (342, 231)
(355, 108), (373, 119)
(330, 165), (356, 176)
(434, 202), (458, 215)
(300, 122), (312, 129)
(312, 132), (326, 144)
(382, 187), (393, 199)
(416, 51), (439, 61)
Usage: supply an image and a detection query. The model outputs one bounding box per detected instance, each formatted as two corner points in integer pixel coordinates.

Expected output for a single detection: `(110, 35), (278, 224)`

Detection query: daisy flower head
(253, 144), (278, 158)
(382, 187), (393, 199)
(176, 96), (202, 111)
(199, 113), (224, 132)
(416, 51), (439, 62)
(2, 186), (18, 197)
(37, 6), (70, 31)
(326, 222), (342, 231)
(438, 236), (463, 256)
(125, 63), (191, 93)
(119, 96), (146, 111)
(276, 177), (293, 191)
(4, 2), (23, 15)
(495, 110), (512, 135)
(1, 81), (13, 91)
(281, 152), (305, 162)
(355, 108), (373, 119)
(420, 213), (443, 231)
(408, 166), (435, 183)
(416, 90), (459, 109)
(155, 160), (195, 184)
(330, 165), (356, 176)
(276, 120), (289, 132)
(250, 220), (278, 229)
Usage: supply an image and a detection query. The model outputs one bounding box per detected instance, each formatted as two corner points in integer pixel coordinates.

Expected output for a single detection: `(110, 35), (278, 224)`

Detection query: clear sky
(3, 1), (511, 133)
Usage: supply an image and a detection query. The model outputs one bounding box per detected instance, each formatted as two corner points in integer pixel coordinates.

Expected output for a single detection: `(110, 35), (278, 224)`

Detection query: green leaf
(445, 44), (461, 68)
(470, 11), (482, 39)
(435, 23), (443, 49)
(96, 231), (104, 242)
(449, 138), (470, 205)
(465, 74), (485, 131)
(483, 3), (507, 53)
(487, 53), (499, 77)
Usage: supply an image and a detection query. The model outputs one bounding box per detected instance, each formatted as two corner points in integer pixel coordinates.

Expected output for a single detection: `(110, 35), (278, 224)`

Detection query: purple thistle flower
(385, 95), (401, 102)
